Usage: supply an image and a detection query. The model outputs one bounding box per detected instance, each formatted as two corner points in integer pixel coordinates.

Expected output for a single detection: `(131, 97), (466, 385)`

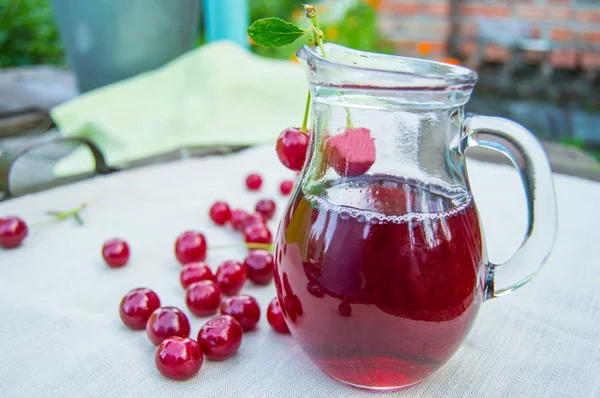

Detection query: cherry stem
(305, 5), (327, 57)
(28, 190), (110, 228)
(304, 4), (353, 128)
(209, 242), (273, 251)
(30, 202), (88, 228)
(301, 90), (311, 133)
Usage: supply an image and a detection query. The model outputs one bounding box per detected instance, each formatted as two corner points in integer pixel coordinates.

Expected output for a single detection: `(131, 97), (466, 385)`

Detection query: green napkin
(50, 40), (308, 176)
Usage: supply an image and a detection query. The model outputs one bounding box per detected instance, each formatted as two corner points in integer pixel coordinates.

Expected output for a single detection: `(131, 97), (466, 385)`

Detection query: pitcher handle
(461, 115), (557, 299)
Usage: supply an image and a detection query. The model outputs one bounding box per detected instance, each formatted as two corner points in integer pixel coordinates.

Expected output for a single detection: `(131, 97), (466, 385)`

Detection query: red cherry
(326, 127), (376, 177)
(243, 223), (272, 245)
(240, 213), (264, 232)
(155, 336), (203, 380)
(180, 262), (214, 289)
(245, 174), (263, 191)
(255, 199), (276, 220)
(102, 238), (130, 268)
(220, 295), (261, 331)
(215, 260), (247, 296)
(276, 127), (309, 171)
(0, 216), (28, 249)
(209, 201), (231, 226)
(185, 281), (222, 317)
(267, 298), (290, 334)
(146, 306), (191, 345)
(279, 180), (294, 196)
(229, 209), (249, 232)
(119, 288), (161, 330)
(175, 231), (207, 265)
(244, 250), (274, 285)
(197, 315), (243, 360)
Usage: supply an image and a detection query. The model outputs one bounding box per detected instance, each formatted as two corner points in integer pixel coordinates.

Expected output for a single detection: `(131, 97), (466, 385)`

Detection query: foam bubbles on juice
(306, 176), (472, 226)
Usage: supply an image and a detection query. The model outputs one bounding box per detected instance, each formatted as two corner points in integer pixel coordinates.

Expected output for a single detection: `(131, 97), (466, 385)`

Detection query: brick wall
(377, 0), (600, 70)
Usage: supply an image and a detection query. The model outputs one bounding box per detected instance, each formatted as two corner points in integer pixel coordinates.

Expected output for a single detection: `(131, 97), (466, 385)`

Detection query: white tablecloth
(1, 145), (599, 398)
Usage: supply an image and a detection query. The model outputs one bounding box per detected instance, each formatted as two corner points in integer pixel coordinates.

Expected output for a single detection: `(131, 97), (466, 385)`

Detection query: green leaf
(247, 17), (307, 48)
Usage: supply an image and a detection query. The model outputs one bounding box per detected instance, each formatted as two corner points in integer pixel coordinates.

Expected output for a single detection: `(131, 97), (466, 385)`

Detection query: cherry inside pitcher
(275, 175), (488, 390)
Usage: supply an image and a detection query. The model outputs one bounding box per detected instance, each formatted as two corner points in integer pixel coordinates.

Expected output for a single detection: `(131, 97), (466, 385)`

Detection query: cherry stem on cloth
(30, 202), (89, 227)
(28, 190), (111, 228)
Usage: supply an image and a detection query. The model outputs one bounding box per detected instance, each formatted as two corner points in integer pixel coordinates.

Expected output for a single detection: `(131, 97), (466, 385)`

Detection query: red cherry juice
(274, 176), (487, 390)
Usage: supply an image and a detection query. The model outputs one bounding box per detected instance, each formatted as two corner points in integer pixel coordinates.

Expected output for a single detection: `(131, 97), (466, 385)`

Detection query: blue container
(204, 0), (249, 48)
(50, 0), (200, 92)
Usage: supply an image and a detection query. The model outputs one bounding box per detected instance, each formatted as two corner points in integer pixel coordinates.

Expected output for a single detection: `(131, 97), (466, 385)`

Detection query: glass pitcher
(273, 44), (557, 391)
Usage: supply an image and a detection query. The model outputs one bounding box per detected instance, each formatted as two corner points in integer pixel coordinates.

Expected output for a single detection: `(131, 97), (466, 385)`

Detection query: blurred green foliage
(0, 0), (64, 67)
(249, 0), (391, 60)
(322, 1), (391, 55)
(0, 0), (386, 67)
(250, 0), (304, 22)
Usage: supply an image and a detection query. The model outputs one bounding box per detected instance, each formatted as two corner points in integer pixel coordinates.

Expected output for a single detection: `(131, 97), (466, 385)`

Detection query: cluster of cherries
(113, 173), (295, 380)
(119, 275), (287, 381)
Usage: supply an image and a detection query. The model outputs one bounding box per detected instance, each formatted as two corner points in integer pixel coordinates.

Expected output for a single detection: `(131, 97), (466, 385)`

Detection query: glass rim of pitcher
(297, 43), (478, 89)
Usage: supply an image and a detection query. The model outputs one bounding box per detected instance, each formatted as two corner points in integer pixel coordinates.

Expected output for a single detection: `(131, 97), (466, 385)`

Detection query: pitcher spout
(296, 43), (477, 105)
